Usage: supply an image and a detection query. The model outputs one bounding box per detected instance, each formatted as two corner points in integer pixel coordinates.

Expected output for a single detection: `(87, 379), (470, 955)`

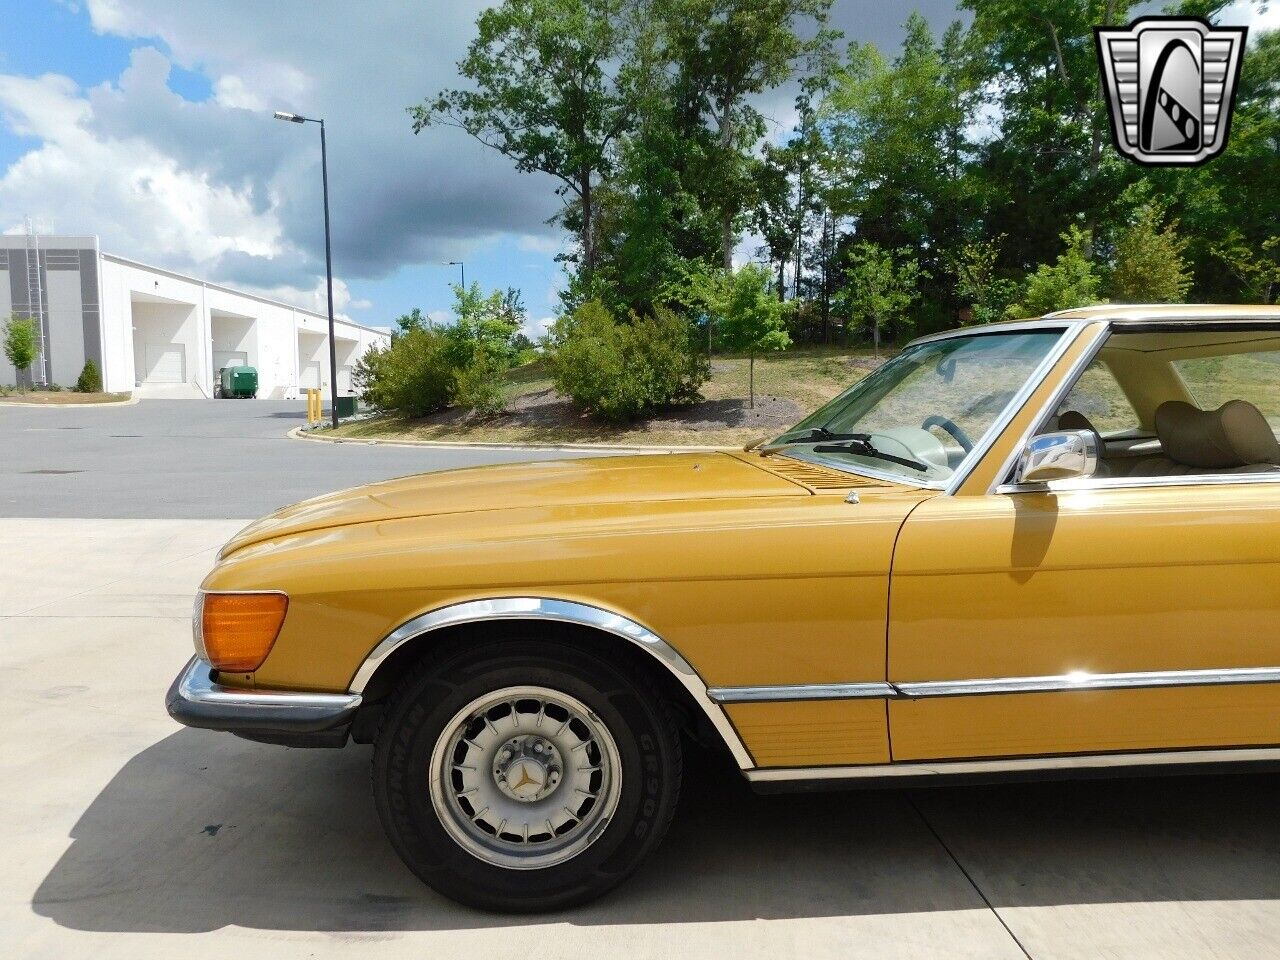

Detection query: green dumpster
(218, 365), (258, 399)
(335, 395), (357, 418)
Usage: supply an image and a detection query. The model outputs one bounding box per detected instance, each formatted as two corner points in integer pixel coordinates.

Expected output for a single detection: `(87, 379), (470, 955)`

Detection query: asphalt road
(0, 399), (597, 519)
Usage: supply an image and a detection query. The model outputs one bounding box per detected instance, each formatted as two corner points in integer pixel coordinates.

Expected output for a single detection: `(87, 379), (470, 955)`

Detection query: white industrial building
(0, 233), (389, 398)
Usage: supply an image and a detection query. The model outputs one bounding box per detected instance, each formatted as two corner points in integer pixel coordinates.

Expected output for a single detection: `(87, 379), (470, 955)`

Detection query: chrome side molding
(348, 597), (756, 770)
(746, 746), (1280, 784)
(709, 682), (895, 703)
(709, 666), (1280, 704)
(896, 666), (1280, 698)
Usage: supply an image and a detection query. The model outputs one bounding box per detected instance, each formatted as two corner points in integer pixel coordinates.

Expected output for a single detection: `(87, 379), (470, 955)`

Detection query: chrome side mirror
(1016, 430), (1099, 484)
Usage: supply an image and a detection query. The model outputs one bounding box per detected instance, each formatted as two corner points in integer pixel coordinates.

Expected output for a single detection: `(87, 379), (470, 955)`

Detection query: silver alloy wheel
(428, 685), (623, 870)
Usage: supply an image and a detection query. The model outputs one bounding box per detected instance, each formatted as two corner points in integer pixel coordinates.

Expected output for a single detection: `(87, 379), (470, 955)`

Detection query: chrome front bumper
(166, 657), (362, 745)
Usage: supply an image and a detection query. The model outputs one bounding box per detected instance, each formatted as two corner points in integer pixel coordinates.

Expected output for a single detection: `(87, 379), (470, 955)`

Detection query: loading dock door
(144, 344), (185, 383)
(300, 361), (322, 389)
(213, 350), (248, 374)
(337, 365), (354, 395)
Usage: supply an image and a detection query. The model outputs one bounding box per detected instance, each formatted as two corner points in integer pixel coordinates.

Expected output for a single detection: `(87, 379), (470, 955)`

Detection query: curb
(0, 394), (139, 409)
(287, 425), (734, 454)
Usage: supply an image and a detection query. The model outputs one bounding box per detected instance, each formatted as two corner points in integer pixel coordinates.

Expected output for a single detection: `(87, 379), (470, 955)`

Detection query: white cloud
(242, 276), (371, 321)
(213, 75), (265, 111)
(0, 69), (284, 266)
(524, 314), (556, 341)
(517, 234), (566, 255)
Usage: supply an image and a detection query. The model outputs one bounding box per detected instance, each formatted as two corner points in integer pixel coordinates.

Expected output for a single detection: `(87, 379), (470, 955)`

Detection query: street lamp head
(273, 111), (306, 123)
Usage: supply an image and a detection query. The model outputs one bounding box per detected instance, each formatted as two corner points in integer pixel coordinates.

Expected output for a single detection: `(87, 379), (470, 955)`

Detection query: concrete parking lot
(4, 400), (1280, 959)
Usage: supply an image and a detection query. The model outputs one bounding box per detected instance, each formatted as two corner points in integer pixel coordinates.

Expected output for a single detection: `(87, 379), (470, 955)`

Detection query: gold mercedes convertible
(169, 305), (1280, 910)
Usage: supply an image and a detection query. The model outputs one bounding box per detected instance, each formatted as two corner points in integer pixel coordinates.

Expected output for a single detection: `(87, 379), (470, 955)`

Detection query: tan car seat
(1131, 400), (1280, 476)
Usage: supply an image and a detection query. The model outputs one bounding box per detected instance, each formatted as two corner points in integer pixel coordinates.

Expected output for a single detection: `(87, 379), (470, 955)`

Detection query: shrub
(75, 359), (102, 393)
(453, 357), (507, 416)
(353, 327), (454, 417)
(552, 300), (708, 422)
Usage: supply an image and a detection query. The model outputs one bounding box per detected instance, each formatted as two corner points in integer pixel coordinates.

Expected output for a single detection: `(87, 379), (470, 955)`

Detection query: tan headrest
(1155, 400), (1280, 468)
(1057, 410), (1097, 433)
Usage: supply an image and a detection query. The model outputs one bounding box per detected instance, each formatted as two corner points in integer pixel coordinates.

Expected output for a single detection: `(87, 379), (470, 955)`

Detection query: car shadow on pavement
(33, 728), (1280, 932)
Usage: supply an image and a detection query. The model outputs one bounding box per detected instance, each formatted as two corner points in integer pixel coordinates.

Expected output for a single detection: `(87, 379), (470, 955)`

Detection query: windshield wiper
(759, 425), (868, 454)
(810, 436), (931, 473)
(760, 429), (931, 473)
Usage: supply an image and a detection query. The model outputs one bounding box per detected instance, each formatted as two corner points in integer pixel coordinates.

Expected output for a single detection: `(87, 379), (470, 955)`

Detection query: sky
(0, 1), (1274, 336)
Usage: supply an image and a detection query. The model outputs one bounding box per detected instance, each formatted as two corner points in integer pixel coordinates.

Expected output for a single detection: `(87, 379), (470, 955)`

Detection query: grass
(0, 389), (131, 405)
(329, 346), (883, 447)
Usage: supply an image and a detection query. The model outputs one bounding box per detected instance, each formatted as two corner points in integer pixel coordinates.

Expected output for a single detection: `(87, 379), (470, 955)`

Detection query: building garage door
(144, 344), (185, 384)
(300, 361), (322, 389)
(337, 365), (354, 395)
(213, 350), (247, 373)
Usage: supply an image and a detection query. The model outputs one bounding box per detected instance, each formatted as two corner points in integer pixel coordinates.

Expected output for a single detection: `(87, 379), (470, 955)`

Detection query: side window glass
(1173, 353), (1280, 430)
(1057, 360), (1140, 435)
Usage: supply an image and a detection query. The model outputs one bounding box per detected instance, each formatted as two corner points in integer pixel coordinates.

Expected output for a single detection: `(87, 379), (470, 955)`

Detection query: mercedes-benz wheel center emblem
(1095, 17), (1247, 167)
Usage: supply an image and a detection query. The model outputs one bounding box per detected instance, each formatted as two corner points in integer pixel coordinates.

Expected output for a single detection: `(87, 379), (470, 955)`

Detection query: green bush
(552, 300), (708, 422)
(453, 357), (507, 416)
(75, 359), (102, 393)
(352, 327), (454, 417)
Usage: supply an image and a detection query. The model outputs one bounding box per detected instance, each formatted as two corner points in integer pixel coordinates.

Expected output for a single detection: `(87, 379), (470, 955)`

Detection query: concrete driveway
(4, 401), (1280, 958)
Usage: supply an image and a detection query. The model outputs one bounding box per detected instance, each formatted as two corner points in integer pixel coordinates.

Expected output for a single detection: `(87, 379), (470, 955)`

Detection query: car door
(886, 327), (1280, 762)
(887, 482), (1280, 761)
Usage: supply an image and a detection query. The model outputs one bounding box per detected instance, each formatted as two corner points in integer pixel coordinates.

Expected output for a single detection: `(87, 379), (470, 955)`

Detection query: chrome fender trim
(347, 597), (756, 770)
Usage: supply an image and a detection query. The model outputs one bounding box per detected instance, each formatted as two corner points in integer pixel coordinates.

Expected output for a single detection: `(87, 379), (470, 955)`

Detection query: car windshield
(767, 329), (1066, 485)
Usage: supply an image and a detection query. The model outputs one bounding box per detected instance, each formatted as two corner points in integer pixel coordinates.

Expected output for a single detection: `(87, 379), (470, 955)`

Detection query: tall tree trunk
(821, 212), (831, 344)
(719, 91), (736, 270)
(793, 172), (804, 301)
(580, 166), (594, 279)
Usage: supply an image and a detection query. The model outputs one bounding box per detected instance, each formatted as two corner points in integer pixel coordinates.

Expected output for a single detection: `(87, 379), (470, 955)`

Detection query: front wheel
(372, 640), (682, 911)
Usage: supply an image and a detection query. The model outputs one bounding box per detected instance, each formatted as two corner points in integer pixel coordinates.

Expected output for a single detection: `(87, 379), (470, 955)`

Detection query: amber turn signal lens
(199, 592), (288, 673)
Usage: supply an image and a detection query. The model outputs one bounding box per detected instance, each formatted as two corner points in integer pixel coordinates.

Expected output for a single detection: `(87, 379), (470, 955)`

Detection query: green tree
(961, 1), (1135, 271)
(654, 0), (836, 268)
(823, 14), (980, 262)
(945, 236), (1018, 325)
(3, 314), (36, 389)
(836, 243), (926, 357)
(1008, 225), (1103, 317)
(1109, 205), (1193, 304)
(696, 263), (790, 406)
(414, 0), (630, 277)
(1212, 232), (1280, 305)
(445, 283), (525, 369)
(394, 307), (428, 334)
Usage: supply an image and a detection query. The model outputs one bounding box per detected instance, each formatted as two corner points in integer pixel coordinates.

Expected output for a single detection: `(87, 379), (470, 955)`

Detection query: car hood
(218, 452), (834, 558)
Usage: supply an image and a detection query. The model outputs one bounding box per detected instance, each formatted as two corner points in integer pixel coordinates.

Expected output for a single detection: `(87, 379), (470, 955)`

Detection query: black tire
(372, 638), (682, 911)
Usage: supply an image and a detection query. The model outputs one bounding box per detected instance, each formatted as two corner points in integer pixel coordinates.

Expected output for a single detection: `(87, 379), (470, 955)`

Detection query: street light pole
(447, 260), (465, 289)
(275, 110), (339, 429)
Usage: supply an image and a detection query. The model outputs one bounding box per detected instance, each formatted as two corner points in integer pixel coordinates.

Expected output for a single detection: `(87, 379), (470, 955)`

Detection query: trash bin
(335, 395), (357, 419)
(219, 365), (258, 399)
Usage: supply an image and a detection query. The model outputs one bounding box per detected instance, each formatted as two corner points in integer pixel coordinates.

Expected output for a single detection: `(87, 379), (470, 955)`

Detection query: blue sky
(1, 1), (1270, 335)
